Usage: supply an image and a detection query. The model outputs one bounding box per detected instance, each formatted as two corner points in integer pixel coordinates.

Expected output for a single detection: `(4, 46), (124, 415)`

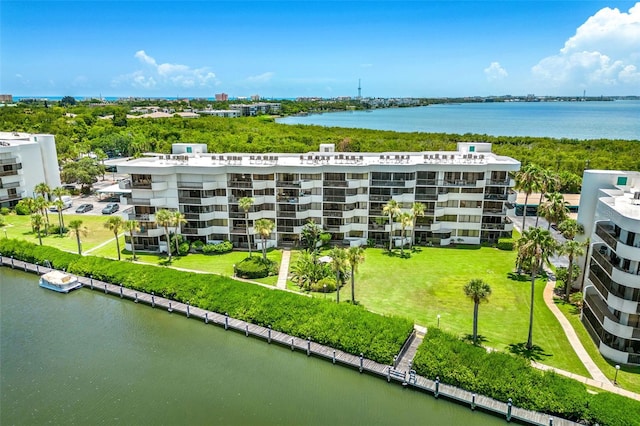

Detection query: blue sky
(1, 1), (639, 98)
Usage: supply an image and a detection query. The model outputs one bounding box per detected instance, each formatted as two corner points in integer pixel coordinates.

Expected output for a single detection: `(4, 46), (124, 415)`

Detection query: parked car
(101, 203), (119, 214)
(75, 203), (93, 214)
(49, 195), (73, 212)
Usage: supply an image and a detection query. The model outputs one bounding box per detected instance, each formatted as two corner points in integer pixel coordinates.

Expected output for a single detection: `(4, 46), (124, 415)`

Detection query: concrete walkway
(276, 249), (291, 289)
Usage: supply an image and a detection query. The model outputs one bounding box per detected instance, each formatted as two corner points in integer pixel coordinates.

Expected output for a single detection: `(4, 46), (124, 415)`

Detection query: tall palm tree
(382, 199), (400, 251)
(410, 202), (425, 250)
(557, 218), (584, 241)
(516, 227), (557, 350)
(68, 219), (87, 255)
(239, 197), (255, 257)
(514, 163), (540, 231)
(124, 220), (141, 260)
(463, 279), (492, 345)
(399, 212), (412, 257)
(254, 218), (275, 262)
(538, 192), (569, 230)
(559, 240), (586, 302)
(171, 210), (187, 254)
(328, 246), (348, 303)
(104, 216), (124, 260)
(51, 186), (69, 232)
(534, 169), (559, 228)
(155, 209), (174, 261)
(33, 196), (50, 234)
(31, 213), (44, 245)
(347, 246), (365, 303)
(35, 182), (52, 228)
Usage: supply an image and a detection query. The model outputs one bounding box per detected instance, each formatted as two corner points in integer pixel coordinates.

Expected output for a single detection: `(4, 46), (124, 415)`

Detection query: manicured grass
(556, 300), (640, 394)
(352, 246), (589, 375)
(2, 213), (119, 253)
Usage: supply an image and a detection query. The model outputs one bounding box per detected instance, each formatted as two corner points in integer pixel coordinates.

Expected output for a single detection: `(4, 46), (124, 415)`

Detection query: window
(617, 176), (628, 186)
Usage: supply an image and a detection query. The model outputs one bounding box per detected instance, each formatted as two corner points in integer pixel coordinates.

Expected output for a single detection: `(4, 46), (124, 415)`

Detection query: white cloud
(360, 63), (373, 68)
(112, 50), (218, 90)
(484, 62), (508, 81)
(532, 3), (640, 90)
(246, 72), (274, 83)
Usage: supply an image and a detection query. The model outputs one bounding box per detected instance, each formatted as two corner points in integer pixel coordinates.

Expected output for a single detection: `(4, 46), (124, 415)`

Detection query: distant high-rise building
(251, 94), (261, 101)
(215, 93), (229, 101)
(0, 94), (13, 103)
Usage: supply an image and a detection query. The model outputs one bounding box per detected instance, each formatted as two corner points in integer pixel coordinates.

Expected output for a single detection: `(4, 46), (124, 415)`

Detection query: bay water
(1, 268), (502, 425)
(277, 101), (640, 141)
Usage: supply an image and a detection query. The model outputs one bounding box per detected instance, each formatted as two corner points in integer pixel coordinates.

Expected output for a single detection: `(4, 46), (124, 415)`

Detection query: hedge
(0, 239), (413, 364)
(412, 329), (640, 425)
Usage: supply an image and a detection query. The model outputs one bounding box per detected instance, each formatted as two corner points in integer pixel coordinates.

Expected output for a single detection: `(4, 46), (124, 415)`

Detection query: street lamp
(614, 364), (620, 385)
(323, 284), (327, 299)
(3, 229), (7, 239)
(437, 314), (441, 328)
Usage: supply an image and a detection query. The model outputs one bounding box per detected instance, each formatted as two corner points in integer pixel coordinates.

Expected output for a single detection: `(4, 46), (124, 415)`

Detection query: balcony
(486, 178), (511, 186)
(128, 198), (151, 206)
(177, 181), (203, 189)
(276, 180), (301, 188)
(323, 180), (348, 187)
(228, 180), (253, 188)
(596, 223), (618, 251)
(482, 208), (506, 216)
(484, 193), (508, 201)
(0, 180), (21, 189)
(0, 157), (18, 165)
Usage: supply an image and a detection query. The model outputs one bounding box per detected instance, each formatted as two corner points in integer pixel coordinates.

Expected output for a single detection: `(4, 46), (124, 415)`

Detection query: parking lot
(59, 175), (132, 217)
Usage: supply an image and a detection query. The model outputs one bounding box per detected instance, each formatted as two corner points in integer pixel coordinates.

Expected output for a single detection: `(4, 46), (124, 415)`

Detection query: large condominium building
(0, 132), (60, 208)
(578, 170), (640, 365)
(114, 142), (519, 253)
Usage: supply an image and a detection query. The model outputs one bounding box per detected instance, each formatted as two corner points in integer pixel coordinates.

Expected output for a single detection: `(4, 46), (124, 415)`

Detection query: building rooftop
(600, 187), (640, 221)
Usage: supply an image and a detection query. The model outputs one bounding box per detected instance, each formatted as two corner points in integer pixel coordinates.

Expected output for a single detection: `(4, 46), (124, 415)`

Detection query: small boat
(39, 270), (82, 293)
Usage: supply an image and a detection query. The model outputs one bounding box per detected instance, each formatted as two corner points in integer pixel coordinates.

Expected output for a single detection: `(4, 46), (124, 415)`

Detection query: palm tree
(557, 218), (584, 241)
(534, 169), (559, 228)
(399, 212), (412, 257)
(514, 163), (540, 231)
(347, 246), (365, 303)
(463, 279), (492, 345)
(33, 196), (50, 234)
(68, 219), (87, 255)
(155, 209), (174, 261)
(171, 211), (187, 254)
(410, 202), (425, 250)
(124, 220), (141, 260)
(35, 182), (52, 228)
(329, 246), (348, 303)
(516, 227), (557, 350)
(104, 216), (124, 260)
(254, 218), (275, 262)
(239, 197), (255, 257)
(559, 240), (586, 302)
(538, 192), (569, 230)
(382, 199), (400, 251)
(51, 187), (68, 232)
(31, 213), (44, 245)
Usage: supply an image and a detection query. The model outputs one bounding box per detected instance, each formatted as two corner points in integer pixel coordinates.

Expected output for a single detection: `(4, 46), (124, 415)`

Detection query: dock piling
(36, 263), (39, 274)
(119, 283), (123, 298)
(134, 292), (138, 303)
(291, 337), (294, 351)
(24, 261), (27, 272)
(268, 325), (271, 343)
(507, 398), (512, 421)
(205, 313), (208, 324)
(549, 417), (553, 426)
(471, 393), (476, 410)
(104, 284), (107, 294)
(246, 324), (249, 336)
(90, 275), (93, 289)
(387, 366), (391, 382)
(332, 350), (336, 364)
(186, 302), (190, 318)
(435, 376), (440, 398)
(151, 292), (155, 308)
(168, 302), (172, 313)
(225, 313), (228, 330)
(11, 256), (14, 268)
(359, 353), (364, 372)
(307, 338), (311, 356)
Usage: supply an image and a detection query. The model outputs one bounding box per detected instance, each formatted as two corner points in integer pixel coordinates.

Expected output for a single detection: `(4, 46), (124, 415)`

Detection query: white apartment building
(0, 132), (60, 208)
(114, 142), (519, 253)
(578, 170), (640, 365)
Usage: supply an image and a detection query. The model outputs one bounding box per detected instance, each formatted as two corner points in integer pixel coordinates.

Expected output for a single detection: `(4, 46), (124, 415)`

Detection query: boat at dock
(39, 271), (82, 293)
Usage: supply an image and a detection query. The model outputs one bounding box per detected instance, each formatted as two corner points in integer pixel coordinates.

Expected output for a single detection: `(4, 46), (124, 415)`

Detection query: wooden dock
(0, 255), (577, 426)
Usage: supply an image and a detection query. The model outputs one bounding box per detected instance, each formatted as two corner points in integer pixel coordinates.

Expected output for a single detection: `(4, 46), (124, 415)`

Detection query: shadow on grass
(507, 272), (530, 282)
(462, 334), (488, 345)
(553, 297), (582, 315)
(508, 342), (552, 361)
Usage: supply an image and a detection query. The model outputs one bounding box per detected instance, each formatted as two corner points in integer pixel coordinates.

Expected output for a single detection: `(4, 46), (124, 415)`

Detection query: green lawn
(556, 300), (640, 394)
(350, 246), (589, 375)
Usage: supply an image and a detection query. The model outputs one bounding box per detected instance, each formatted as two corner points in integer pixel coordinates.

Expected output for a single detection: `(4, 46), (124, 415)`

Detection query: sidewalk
(276, 249), (291, 289)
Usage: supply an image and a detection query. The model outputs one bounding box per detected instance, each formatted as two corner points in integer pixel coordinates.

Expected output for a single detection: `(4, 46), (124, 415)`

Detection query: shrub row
(412, 329), (640, 426)
(235, 256), (276, 279)
(0, 239), (413, 364)
(200, 240), (233, 254)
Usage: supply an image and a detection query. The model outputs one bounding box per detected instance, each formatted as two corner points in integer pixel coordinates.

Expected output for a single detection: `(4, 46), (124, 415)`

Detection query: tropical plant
(410, 202), (425, 250)
(155, 208), (174, 261)
(239, 197), (255, 257)
(559, 240), (586, 302)
(382, 199), (400, 251)
(534, 169), (559, 228)
(124, 220), (140, 260)
(51, 187), (68, 232)
(104, 216), (124, 260)
(290, 250), (329, 291)
(516, 227), (557, 349)
(346, 246), (365, 303)
(68, 219), (87, 255)
(399, 212), (412, 257)
(32, 196), (50, 233)
(557, 218), (584, 241)
(171, 211), (187, 254)
(15, 197), (37, 218)
(328, 246), (348, 303)
(538, 192), (569, 230)
(254, 218), (274, 262)
(31, 213), (44, 245)
(514, 163), (540, 231)
(463, 279), (492, 345)
(35, 182), (52, 228)
(300, 219), (326, 254)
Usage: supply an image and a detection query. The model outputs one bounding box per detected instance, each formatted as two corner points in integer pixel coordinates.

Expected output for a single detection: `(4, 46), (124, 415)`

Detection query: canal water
(1, 268), (502, 425)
